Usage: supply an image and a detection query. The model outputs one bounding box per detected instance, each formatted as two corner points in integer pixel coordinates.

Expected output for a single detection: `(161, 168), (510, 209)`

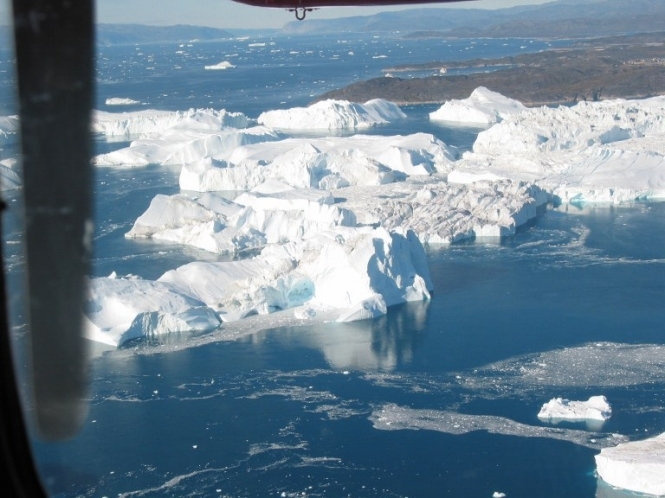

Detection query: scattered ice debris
(595, 432), (665, 496)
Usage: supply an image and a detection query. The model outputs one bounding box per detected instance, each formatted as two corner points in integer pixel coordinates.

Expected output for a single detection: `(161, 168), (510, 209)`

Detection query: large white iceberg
(258, 99), (406, 130)
(95, 126), (280, 167)
(429, 86), (526, 125)
(87, 226), (433, 345)
(126, 182), (356, 254)
(537, 395), (612, 423)
(204, 61), (235, 70)
(180, 133), (457, 191)
(92, 107), (251, 138)
(595, 432), (665, 496)
(105, 97), (141, 106)
(453, 93), (665, 203)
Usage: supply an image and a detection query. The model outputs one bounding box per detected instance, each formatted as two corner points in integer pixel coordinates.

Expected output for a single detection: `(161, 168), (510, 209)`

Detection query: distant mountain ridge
(279, 0), (665, 37)
(96, 24), (234, 46)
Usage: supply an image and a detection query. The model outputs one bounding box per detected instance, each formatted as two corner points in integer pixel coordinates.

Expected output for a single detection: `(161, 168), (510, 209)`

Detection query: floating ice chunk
(595, 432), (665, 496)
(92, 108), (251, 138)
(492, 493), (506, 498)
(105, 97), (141, 106)
(95, 126), (279, 167)
(180, 133), (457, 192)
(129, 183), (356, 253)
(84, 276), (221, 347)
(204, 61), (235, 70)
(537, 396), (612, 428)
(430, 86), (526, 125)
(258, 99), (406, 130)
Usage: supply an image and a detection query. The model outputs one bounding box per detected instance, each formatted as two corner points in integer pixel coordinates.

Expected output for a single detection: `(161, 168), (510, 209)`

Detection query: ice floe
(257, 99), (406, 130)
(429, 86), (526, 125)
(0, 115), (19, 146)
(595, 432), (665, 496)
(537, 395), (612, 430)
(92, 108), (251, 138)
(105, 97), (141, 106)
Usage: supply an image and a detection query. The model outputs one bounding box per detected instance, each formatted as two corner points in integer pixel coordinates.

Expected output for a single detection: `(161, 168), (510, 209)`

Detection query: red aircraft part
(232, 0), (474, 20)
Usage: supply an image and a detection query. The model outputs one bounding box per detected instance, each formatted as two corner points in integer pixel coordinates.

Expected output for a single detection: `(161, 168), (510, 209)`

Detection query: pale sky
(94, 0), (557, 29)
(0, 1), (560, 29)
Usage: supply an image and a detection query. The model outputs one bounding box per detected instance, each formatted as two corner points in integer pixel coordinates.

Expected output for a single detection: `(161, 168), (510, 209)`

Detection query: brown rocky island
(314, 33), (665, 106)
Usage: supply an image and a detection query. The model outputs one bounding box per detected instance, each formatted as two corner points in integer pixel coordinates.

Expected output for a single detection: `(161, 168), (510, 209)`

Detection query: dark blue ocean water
(2, 31), (665, 498)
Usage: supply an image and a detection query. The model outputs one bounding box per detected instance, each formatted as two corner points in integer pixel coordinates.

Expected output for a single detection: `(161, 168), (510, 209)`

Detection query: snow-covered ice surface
(258, 99), (406, 130)
(596, 432), (665, 496)
(429, 86), (526, 125)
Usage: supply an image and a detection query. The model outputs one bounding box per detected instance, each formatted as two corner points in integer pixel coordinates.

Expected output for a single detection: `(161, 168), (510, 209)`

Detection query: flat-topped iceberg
(180, 133), (457, 191)
(87, 226), (432, 345)
(105, 97), (141, 106)
(93, 107), (251, 138)
(126, 182), (356, 254)
(429, 86), (526, 125)
(595, 432), (665, 496)
(95, 126), (280, 167)
(537, 395), (612, 423)
(258, 99), (406, 130)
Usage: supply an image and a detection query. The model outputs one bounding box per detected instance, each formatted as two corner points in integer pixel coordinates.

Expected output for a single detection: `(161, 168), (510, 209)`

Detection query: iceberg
(180, 133), (457, 191)
(537, 395), (612, 425)
(86, 225), (433, 346)
(204, 61), (235, 70)
(454, 93), (665, 202)
(595, 432), (665, 496)
(84, 274), (221, 347)
(92, 107), (251, 138)
(95, 126), (280, 168)
(257, 99), (406, 130)
(0, 115), (19, 146)
(126, 183), (356, 254)
(429, 86), (526, 125)
(105, 97), (141, 106)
